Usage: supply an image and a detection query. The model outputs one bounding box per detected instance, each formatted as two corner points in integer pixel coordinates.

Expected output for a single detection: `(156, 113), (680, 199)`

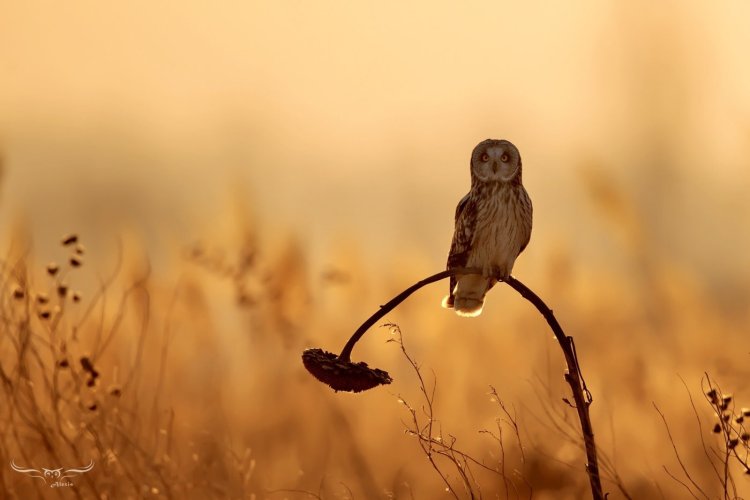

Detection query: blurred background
(1, 1), (750, 498)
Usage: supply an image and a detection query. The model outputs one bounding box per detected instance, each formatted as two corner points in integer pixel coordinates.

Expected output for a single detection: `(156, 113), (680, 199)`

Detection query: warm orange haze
(1, 2), (750, 498)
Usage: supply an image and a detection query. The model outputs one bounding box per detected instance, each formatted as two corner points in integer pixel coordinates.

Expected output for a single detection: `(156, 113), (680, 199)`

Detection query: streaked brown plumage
(443, 139), (533, 317)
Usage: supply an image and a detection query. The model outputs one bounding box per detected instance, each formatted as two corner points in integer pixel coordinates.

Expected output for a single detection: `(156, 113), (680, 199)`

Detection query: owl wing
(445, 193), (477, 307)
(516, 187), (533, 255)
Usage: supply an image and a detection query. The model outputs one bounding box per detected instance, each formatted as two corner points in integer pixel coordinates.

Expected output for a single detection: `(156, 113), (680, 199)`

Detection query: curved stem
(338, 268), (481, 362)
(336, 268), (604, 500)
(504, 276), (603, 500)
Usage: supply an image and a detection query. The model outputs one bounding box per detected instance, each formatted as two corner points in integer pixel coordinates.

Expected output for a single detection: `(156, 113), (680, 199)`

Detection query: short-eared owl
(443, 139), (533, 317)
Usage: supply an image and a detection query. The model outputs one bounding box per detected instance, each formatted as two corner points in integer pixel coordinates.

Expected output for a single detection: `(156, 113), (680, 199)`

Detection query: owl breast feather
(467, 184), (531, 277)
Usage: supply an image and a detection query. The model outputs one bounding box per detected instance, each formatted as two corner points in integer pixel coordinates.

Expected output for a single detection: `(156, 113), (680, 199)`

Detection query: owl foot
(483, 265), (509, 281)
(453, 297), (484, 317)
(441, 295), (455, 309)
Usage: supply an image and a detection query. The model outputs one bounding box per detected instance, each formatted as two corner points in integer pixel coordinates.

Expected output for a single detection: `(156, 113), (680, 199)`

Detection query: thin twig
(653, 402), (710, 500)
(678, 376), (723, 485)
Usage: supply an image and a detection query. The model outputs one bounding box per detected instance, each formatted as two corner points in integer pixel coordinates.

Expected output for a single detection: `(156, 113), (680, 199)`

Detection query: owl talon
(441, 295), (455, 309)
(482, 266), (507, 281)
(481, 266), (494, 280)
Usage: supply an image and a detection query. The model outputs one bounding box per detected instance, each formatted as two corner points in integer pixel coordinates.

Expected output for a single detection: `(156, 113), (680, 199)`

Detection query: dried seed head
(86, 378), (96, 388)
(75, 244), (85, 255)
(722, 413), (731, 422)
(736, 416), (744, 424)
(69, 256), (83, 267)
(36, 293), (50, 305)
(57, 284), (69, 298)
(728, 438), (739, 449)
(46, 263), (59, 276)
(72, 291), (82, 303)
(706, 389), (719, 402)
(62, 234), (79, 246)
(713, 423), (722, 434)
(742, 408), (750, 417)
(302, 348), (392, 393)
(88, 403), (97, 412)
(80, 356), (95, 373)
(723, 394), (733, 404)
(57, 358), (69, 368)
(741, 432), (750, 442)
(108, 386), (122, 397)
(38, 310), (51, 320)
(12, 286), (25, 300)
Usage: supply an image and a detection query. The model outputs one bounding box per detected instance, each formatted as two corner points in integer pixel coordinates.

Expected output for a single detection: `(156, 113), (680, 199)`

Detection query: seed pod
(62, 234), (79, 246)
(302, 348), (392, 393)
(80, 356), (95, 374)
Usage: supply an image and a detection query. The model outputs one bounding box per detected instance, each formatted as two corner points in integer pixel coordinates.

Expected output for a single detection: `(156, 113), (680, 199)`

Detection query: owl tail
(453, 296), (485, 317)
(444, 275), (491, 317)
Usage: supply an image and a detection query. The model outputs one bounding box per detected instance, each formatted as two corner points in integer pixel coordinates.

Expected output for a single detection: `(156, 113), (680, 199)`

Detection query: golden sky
(1, 1), (749, 280)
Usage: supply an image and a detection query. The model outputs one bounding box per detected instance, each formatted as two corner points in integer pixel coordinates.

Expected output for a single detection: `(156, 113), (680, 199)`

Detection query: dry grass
(0, 193), (748, 499)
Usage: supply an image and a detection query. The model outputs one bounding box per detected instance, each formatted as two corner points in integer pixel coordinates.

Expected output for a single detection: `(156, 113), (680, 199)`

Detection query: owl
(443, 139), (533, 317)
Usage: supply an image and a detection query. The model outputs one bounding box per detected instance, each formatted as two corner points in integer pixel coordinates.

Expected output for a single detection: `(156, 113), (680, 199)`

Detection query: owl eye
(500, 153), (509, 162)
(480, 153), (490, 162)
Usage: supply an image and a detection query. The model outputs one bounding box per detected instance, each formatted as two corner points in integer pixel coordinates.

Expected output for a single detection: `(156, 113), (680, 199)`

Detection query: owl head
(470, 139), (522, 185)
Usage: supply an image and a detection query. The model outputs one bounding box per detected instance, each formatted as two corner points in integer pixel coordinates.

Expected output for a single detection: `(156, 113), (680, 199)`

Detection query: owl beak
(491, 161), (498, 174)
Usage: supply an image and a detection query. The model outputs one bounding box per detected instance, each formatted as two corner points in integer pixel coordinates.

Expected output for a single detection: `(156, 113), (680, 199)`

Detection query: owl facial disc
(472, 142), (521, 183)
